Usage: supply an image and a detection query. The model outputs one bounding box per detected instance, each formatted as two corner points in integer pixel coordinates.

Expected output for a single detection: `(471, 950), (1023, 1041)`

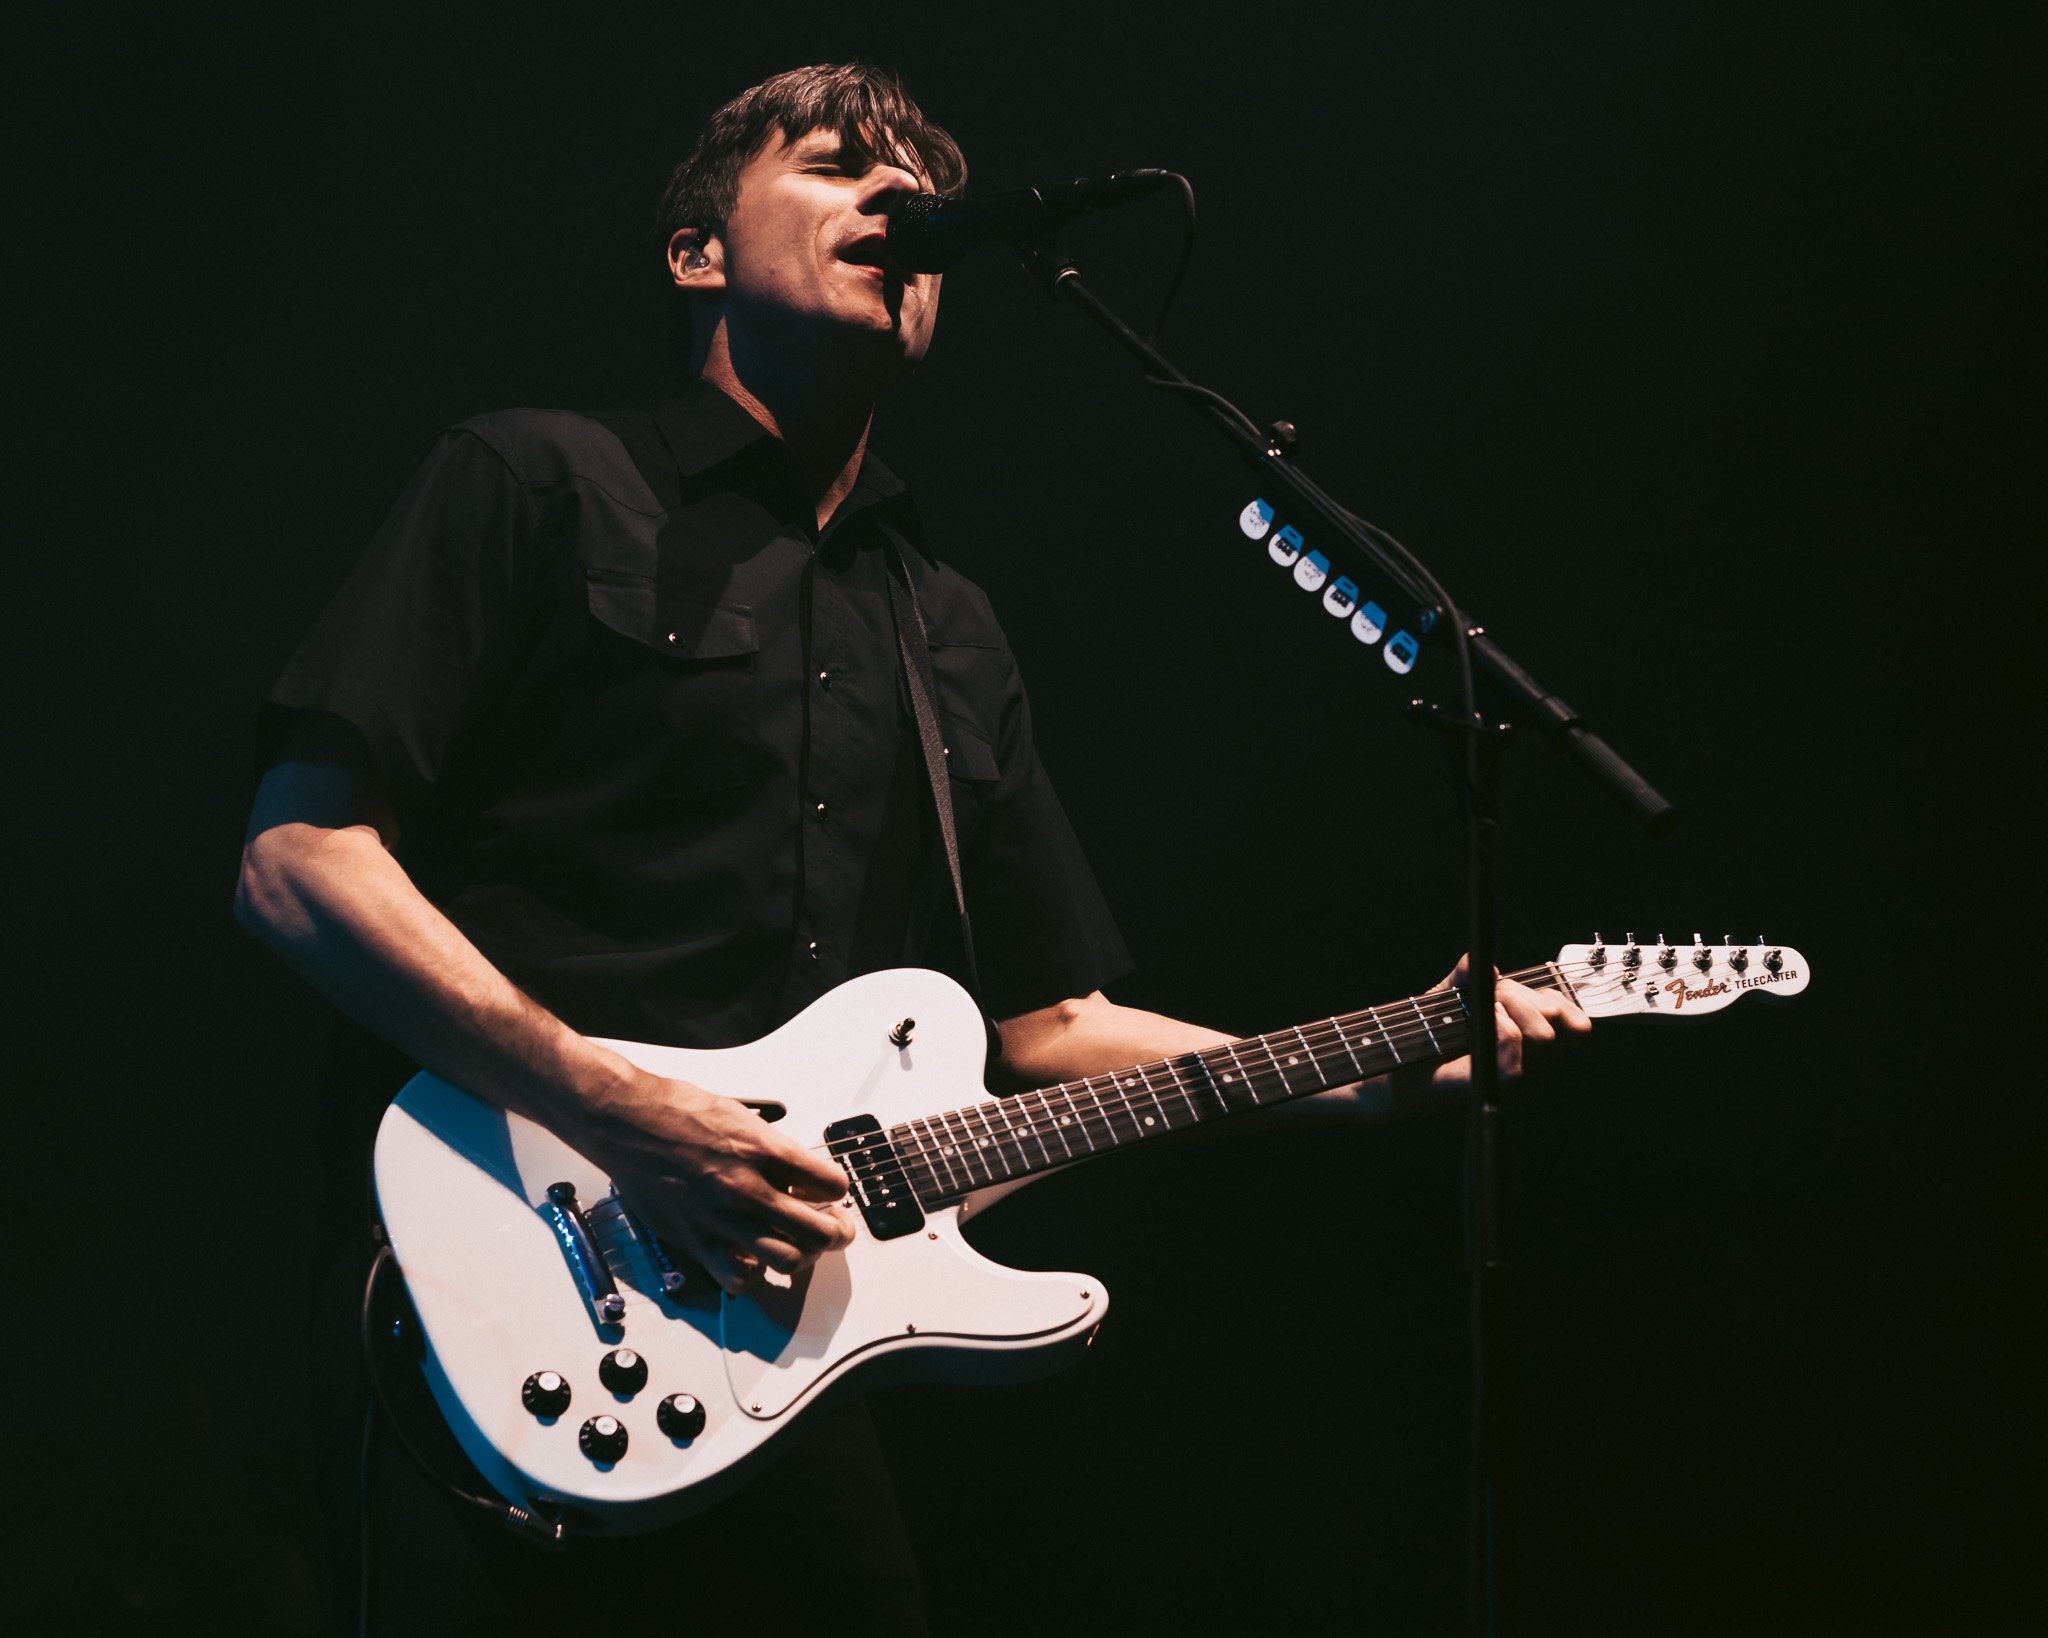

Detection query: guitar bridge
(823, 1115), (926, 1241)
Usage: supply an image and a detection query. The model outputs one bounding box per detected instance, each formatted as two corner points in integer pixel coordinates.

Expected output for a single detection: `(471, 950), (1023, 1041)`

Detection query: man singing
(237, 62), (1585, 1633)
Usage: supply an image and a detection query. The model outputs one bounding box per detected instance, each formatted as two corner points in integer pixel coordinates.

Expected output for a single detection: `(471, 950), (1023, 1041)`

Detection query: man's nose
(858, 164), (925, 216)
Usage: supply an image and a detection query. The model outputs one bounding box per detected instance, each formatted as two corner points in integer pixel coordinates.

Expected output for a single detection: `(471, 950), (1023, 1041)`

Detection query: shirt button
(817, 668), (831, 689)
(813, 800), (828, 818)
(807, 940), (820, 960)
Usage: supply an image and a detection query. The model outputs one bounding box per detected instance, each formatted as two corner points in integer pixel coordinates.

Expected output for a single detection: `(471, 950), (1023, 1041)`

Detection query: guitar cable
(357, 1232), (571, 1613)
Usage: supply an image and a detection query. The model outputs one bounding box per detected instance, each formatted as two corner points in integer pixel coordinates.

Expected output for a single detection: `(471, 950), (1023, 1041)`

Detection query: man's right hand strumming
(237, 720), (851, 1298)
(580, 1066), (855, 1296)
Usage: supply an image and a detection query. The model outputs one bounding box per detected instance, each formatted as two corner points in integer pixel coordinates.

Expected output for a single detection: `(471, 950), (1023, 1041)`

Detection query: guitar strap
(880, 539), (993, 1036)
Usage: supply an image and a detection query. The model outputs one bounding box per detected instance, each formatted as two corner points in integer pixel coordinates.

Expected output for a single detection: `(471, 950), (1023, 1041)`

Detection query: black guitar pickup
(823, 1115), (925, 1241)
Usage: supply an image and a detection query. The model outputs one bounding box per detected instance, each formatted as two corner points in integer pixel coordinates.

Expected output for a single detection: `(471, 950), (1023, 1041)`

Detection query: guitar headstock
(1550, 934), (1810, 1019)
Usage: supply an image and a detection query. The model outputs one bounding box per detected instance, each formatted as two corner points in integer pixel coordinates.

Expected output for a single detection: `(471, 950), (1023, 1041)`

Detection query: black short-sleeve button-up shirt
(266, 381), (1129, 1049)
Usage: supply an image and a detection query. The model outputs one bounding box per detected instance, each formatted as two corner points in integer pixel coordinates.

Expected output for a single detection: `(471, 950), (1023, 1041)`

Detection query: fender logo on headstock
(1660, 967), (1799, 1009)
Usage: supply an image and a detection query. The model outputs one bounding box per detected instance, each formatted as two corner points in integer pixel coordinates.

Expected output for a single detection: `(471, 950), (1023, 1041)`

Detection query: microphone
(887, 170), (1176, 273)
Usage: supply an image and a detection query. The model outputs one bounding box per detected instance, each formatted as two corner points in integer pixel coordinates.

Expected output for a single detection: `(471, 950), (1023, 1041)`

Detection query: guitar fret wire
(1329, 1014), (1367, 1080)
(1219, 1040), (1259, 1105)
(1162, 1054), (1200, 1123)
(1062, 1084), (1096, 1151)
(995, 1099), (1026, 1168)
(1372, 1006), (1402, 1064)
(1404, 994), (1440, 1056)
(1287, 1024), (1326, 1090)
(1029, 1091), (1060, 1164)
(971, 1102), (1009, 1177)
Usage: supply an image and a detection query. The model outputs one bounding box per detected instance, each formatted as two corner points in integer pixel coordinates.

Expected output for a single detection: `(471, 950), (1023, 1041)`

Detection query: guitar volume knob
(599, 1347), (649, 1397)
(579, 1414), (629, 1463)
(521, 1370), (571, 1419)
(657, 1393), (708, 1441)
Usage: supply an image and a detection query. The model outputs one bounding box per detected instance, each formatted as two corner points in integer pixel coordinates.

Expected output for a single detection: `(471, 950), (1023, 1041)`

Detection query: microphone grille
(887, 193), (965, 271)
(892, 193), (951, 230)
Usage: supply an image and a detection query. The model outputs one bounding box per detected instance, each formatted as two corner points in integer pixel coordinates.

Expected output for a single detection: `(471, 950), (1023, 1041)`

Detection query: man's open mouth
(839, 236), (909, 279)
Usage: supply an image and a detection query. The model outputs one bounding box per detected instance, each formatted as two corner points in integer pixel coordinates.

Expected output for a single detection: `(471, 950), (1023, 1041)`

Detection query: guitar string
(836, 955), (1587, 1182)
(816, 955), (1753, 1196)
(820, 958), (1572, 1181)
(874, 953), (1784, 1198)
(877, 965), (1629, 1199)
(832, 958), (1667, 1194)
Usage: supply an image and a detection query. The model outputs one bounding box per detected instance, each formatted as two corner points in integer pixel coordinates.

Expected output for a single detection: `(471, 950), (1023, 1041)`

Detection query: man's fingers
(650, 1212), (758, 1297)
(756, 1126), (854, 1200)
(724, 1173), (854, 1253)
(748, 1235), (807, 1275)
(1507, 990), (1548, 1044)
(701, 1198), (842, 1282)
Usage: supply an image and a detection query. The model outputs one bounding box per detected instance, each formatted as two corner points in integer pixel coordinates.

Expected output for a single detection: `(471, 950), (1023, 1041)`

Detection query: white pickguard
(374, 968), (1104, 1531)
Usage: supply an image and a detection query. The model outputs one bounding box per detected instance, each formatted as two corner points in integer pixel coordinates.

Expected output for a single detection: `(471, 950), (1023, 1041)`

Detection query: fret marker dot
(1223, 1073), (1235, 1082)
(1288, 1055), (1300, 1065)
(1144, 1116), (1156, 1127)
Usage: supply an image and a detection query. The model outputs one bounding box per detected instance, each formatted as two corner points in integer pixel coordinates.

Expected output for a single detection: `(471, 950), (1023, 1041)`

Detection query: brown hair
(655, 63), (967, 370)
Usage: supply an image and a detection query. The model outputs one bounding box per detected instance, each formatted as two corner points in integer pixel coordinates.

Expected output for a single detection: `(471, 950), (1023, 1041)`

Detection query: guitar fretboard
(889, 968), (1568, 1204)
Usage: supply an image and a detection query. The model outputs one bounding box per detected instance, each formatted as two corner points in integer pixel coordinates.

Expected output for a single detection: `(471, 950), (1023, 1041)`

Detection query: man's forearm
(997, 990), (1400, 1123)
(995, 990), (1233, 1085)
(234, 818), (639, 1148)
(235, 800), (855, 1290)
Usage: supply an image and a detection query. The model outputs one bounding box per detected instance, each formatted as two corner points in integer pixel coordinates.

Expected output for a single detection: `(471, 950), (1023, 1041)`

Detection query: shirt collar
(653, 377), (926, 549)
(651, 377), (781, 476)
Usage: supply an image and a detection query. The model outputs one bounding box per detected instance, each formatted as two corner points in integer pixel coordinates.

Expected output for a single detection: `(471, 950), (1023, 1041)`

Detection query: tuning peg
(1588, 932), (1607, 967)
(1729, 941), (1749, 971)
(1764, 947), (1784, 973)
(1622, 933), (1641, 970)
(1656, 934), (1677, 971)
(1691, 933), (1712, 971)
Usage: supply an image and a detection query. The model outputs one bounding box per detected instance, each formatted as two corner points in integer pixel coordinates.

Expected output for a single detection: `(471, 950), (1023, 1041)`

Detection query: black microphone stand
(1007, 235), (1675, 1637)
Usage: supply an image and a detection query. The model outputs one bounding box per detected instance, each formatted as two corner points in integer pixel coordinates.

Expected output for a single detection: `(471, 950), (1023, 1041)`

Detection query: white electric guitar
(374, 936), (1807, 1533)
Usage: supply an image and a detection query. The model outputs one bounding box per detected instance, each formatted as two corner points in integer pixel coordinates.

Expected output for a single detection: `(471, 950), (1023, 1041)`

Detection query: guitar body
(374, 968), (1102, 1534)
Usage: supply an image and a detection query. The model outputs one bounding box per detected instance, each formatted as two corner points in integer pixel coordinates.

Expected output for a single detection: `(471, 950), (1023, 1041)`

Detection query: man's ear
(666, 227), (725, 291)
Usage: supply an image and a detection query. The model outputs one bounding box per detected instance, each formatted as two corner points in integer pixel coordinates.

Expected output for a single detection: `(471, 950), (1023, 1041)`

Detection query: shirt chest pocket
(927, 637), (1005, 844)
(584, 570), (766, 792)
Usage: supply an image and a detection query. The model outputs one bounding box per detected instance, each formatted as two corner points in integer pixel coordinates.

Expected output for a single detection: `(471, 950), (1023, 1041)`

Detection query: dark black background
(14, 3), (2036, 1632)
